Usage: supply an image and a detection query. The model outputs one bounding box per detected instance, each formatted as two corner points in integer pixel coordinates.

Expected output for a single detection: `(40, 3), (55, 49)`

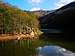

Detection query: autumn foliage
(0, 2), (39, 35)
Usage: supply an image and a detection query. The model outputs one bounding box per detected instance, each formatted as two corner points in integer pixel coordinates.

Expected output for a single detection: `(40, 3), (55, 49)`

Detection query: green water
(0, 38), (75, 56)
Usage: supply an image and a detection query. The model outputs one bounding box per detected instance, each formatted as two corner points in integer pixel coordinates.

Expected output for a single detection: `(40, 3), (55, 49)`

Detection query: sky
(2, 0), (75, 11)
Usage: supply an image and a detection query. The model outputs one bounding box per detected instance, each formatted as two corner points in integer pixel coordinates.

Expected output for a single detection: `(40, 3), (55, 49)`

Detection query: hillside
(0, 2), (39, 36)
(31, 10), (54, 17)
(40, 2), (75, 29)
(39, 2), (75, 39)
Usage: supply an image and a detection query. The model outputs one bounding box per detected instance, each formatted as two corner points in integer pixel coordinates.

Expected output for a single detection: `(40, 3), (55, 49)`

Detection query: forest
(0, 2), (40, 37)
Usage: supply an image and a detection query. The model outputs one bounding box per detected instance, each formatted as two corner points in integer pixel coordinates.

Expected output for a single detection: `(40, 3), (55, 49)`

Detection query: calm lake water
(0, 38), (75, 56)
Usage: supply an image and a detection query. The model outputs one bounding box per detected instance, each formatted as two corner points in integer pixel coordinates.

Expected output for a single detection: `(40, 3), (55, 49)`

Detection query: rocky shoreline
(0, 33), (39, 41)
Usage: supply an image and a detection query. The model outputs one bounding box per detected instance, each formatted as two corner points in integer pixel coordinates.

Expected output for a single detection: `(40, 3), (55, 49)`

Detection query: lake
(0, 37), (75, 56)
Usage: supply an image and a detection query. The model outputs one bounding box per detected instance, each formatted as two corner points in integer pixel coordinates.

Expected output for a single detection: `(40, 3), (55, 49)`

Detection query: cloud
(55, 0), (75, 9)
(28, 0), (42, 4)
(30, 7), (48, 11)
(31, 0), (41, 3)
(28, 0), (46, 11)
(30, 7), (41, 11)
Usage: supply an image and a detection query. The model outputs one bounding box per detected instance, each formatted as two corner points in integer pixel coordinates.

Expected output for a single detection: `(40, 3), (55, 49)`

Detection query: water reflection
(0, 39), (75, 56)
(36, 45), (75, 56)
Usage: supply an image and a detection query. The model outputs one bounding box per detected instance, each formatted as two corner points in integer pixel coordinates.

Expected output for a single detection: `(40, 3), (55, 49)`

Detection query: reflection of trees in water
(39, 30), (75, 41)
(39, 32), (64, 40)
(39, 33), (75, 52)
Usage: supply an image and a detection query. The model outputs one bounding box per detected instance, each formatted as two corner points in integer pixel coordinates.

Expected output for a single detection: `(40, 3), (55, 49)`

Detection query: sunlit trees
(0, 2), (39, 35)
